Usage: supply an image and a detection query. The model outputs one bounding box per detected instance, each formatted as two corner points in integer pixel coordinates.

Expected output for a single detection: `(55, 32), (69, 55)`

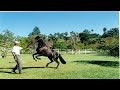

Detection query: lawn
(0, 53), (119, 79)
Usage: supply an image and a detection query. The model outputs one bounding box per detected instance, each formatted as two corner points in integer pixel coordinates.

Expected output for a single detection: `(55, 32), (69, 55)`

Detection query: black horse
(28, 36), (66, 68)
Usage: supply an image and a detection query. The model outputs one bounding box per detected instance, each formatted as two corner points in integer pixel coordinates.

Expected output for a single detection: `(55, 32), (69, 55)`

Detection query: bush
(108, 44), (119, 57)
(97, 37), (119, 57)
(21, 48), (34, 54)
(54, 41), (68, 49)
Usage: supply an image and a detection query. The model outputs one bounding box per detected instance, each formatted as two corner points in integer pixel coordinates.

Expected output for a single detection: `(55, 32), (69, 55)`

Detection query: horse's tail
(58, 54), (66, 64)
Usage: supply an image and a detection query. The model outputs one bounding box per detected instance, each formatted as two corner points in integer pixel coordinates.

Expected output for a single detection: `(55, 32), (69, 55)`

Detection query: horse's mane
(37, 38), (53, 49)
(44, 39), (53, 49)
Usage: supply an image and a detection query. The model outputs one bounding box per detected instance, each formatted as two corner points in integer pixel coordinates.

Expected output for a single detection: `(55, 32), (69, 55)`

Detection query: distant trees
(0, 30), (15, 57)
(97, 28), (119, 57)
(28, 26), (41, 37)
(0, 26), (119, 57)
(2, 30), (15, 48)
(0, 30), (15, 48)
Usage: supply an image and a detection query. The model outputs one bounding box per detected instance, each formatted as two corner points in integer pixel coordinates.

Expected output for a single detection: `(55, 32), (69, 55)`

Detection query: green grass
(0, 53), (119, 79)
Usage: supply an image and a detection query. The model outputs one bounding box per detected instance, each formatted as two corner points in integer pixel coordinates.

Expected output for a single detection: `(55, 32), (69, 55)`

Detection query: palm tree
(103, 27), (107, 33)
(91, 29), (94, 33)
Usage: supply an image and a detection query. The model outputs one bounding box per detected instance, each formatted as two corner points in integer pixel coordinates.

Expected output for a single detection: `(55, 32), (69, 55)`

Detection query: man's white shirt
(12, 46), (23, 55)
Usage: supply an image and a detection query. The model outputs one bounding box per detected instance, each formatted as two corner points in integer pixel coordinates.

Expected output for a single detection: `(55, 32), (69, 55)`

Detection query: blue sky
(0, 11), (119, 36)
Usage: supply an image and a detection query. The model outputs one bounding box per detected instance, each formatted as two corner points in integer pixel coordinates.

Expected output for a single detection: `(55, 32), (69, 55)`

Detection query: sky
(0, 11), (119, 37)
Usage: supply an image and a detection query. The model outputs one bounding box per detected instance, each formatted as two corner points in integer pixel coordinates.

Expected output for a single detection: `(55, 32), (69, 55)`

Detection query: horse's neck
(38, 43), (41, 47)
(37, 39), (46, 47)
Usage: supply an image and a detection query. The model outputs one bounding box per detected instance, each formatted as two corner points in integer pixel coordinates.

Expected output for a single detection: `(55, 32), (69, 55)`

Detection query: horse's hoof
(33, 59), (37, 61)
(55, 67), (58, 69)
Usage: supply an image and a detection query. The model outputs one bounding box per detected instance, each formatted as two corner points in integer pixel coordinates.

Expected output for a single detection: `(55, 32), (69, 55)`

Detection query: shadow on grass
(0, 66), (57, 69)
(73, 60), (119, 68)
(0, 66), (57, 74)
(0, 70), (12, 74)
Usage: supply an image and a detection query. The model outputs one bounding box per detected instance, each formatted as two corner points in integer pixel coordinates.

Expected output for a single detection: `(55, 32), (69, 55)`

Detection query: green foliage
(0, 30), (15, 48)
(105, 37), (119, 57)
(21, 48), (34, 54)
(28, 26), (41, 36)
(54, 39), (68, 49)
(97, 36), (119, 57)
(79, 31), (90, 43)
(19, 37), (29, 49)
(102, 28), (119, 38)
(0, 27), (118, 57)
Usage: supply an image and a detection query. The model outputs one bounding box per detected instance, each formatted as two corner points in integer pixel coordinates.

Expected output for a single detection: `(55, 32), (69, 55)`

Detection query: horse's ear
(35, 36), (40, 39)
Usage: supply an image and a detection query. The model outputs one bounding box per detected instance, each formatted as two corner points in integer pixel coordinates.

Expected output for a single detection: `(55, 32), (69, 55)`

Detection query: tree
(79, 32), (89, 43)
(91, 29), (94, 33)
(106, 28), (119, 37)
(56, 32), (60, 38)
(79, 29), (94, 49)
(62, 32), (69, 41)
(0, 30), (15, 57)
(0, 33), (3, 46)
(27, 26), (41, 51)
(54, 40), (68, 49)
(70, 31), (76, 49)
(28, 26), (41, 37)
(102, 27), (107, 38)
(83, 29), (91, 34)
(2, 30), (15, 48)
(41, 34), (47, 39)
(97, 28), (119, 57)
(102, 28), (119, 38)
(48, 33), (58, 46)
(103, 27), (107, 33)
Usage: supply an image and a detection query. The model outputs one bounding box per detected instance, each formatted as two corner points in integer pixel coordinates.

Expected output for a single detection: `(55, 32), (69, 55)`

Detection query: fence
(0, 47), (97, 55)
(53, 49), (97, 54)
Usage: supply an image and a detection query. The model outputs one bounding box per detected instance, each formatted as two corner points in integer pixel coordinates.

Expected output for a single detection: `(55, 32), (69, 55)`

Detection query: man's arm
(12, 52), (16, 60)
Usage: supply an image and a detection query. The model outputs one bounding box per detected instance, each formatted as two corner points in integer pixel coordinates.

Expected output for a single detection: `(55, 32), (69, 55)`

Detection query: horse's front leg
(32, 53), (38, 61)
(35, 55), (41, 60)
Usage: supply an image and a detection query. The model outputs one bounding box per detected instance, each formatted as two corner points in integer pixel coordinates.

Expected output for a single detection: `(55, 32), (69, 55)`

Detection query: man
(11, 41), (23, 74)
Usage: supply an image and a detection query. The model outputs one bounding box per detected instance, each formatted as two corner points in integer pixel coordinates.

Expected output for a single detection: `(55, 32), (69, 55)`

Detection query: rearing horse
(31, 36), (66, 68)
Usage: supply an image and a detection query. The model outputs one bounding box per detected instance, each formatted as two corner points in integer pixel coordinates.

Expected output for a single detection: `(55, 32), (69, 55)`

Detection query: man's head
(14, 41), (20, 45)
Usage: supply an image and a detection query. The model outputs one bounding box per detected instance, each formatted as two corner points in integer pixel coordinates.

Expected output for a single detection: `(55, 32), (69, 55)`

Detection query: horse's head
(35, 36), (40, 42)
(34, 35), (44, 44)
(29, 35), (46, 48)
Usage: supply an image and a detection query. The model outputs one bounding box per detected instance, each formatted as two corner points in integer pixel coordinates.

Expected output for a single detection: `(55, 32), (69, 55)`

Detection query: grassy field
(0, 53), (119, 79)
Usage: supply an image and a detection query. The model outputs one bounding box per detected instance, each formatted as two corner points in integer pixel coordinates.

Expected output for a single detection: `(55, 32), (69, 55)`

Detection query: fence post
(85, 49), (86, 54)
(91, 49), (92, 54)
(58, 49), (59, 53)
(79, 49), (80, 54)
(72, 49), (74, 54)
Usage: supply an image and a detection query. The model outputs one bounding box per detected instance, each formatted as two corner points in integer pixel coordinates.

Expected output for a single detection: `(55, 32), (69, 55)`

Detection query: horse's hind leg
(35, 55), (41, 60)
(53, 53), (59, 68)
(54, 59), (59, 69)
(32, 53), (38, 61)
(46, 57), (53, 67)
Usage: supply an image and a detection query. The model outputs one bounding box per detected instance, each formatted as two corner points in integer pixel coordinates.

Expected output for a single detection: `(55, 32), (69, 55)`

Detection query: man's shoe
(19, 71), (22, 74)
(11, 70), (17, 73)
